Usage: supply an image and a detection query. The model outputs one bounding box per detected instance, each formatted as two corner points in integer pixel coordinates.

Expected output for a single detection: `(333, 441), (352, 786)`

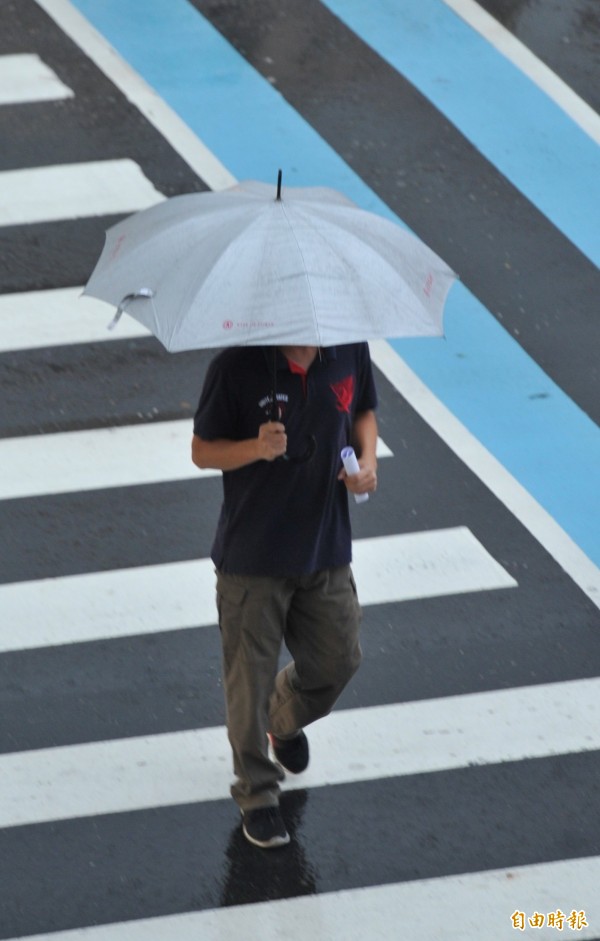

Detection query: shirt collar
(271, 346), (337, 372)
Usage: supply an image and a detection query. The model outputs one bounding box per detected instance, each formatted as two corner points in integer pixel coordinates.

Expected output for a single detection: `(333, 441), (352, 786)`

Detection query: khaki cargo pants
(216, 565), (362, 811)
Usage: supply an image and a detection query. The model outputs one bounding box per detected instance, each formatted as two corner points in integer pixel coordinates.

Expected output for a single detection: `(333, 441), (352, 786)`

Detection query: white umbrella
(83, 173), (457, 351)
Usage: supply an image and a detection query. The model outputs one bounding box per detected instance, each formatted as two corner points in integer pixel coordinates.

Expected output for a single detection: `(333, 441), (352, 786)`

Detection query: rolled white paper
(340, 446), (369, 504)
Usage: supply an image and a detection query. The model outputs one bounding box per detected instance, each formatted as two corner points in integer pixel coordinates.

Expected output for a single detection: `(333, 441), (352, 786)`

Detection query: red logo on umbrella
(330, 375), (354, 413)
(222, 320), (234, 330)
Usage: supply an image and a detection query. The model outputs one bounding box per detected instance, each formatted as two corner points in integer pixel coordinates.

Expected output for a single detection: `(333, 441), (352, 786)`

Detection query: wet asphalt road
(0, 1), (599, 937)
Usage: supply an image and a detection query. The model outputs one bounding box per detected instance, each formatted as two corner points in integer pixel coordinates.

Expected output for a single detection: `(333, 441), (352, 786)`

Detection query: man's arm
(338, 409), (378, 496)
(191, 421), (287, 471)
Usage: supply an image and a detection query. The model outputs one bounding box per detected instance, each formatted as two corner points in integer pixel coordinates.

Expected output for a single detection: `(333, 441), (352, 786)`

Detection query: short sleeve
(193, 353), (240, 441)
(354, 343), (378, 413)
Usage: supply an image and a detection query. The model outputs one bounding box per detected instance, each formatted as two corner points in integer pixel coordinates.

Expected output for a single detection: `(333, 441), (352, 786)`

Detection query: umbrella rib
(279, 201), (323, 348)
(306, 207), (452, 331)
(165, 206), (261, 350)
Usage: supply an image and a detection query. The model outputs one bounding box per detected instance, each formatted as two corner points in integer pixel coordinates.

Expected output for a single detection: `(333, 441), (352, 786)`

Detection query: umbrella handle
(108, 288), (155, 331)
(270, 346), (279, 421)
(276, 169), (282, 201)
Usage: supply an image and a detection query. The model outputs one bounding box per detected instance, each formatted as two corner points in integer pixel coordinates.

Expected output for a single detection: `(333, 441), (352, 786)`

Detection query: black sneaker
(268, 730), (309, 774)
(241, 805), (290, 849)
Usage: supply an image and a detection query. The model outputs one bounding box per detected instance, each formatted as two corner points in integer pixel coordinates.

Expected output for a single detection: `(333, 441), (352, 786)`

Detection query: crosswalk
(1, 2), (599, 939)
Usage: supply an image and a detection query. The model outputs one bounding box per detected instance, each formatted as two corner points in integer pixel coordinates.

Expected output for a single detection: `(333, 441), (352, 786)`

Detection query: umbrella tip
(276, 169), (282, 201)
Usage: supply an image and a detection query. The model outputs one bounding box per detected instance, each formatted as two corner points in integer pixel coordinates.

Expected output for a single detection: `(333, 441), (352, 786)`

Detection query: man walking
(192, 343), (378, 847)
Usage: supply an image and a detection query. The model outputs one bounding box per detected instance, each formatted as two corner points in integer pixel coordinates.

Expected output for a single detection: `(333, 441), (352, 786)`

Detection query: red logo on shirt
(330, 375), (354, 413)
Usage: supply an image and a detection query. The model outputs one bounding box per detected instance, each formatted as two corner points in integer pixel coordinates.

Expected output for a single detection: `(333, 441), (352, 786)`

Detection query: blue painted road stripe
(67, 0), (600, 567)
(324, 0), (600, 269)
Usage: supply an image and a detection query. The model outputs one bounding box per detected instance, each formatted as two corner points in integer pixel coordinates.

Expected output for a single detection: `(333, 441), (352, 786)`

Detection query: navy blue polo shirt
(193, 344), (377, 577)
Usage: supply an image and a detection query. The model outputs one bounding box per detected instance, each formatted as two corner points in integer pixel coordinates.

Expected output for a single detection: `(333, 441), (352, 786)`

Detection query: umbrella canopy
(83, 176), (457, 352)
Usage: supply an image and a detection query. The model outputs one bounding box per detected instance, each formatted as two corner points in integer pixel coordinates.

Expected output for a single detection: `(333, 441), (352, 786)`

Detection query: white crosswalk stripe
(0, 422), (392, 499)
(0, 159), (163, 226)
(1, 677), (597, 828)
(0, 288), (148, 351)
(0, 420), (219, 497)
(0, 528), (516, 653)
(0, 53), (74, 105)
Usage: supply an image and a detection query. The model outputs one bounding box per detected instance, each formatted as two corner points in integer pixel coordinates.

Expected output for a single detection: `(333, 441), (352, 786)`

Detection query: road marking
(441, 0), (600, 146)
(0, 53), (74, 105)
(36, 0), (236, 191)
(0, 423), (392, 499)
(0, 288), (148, 351)
(323, 0), (600, 268)
(0, 676), (597, 828)
(0, 528), (515, 653)
(369, 340), (600, 611)
(11, 856), (597, 940)
(0, 421), (218, 497)
(0, 159), (163, 226)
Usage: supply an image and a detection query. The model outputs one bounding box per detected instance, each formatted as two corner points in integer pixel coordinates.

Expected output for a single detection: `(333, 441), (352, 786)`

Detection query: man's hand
(339, 409), (378, 496)
(257, 421), (287, 461)
(192, 426), (286, 471)
(338, 459), (378, 495)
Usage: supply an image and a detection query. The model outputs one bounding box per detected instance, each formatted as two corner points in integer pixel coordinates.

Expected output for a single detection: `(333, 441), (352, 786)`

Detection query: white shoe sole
(242, 824), (290, 849)
(240, 808), (291, 849)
